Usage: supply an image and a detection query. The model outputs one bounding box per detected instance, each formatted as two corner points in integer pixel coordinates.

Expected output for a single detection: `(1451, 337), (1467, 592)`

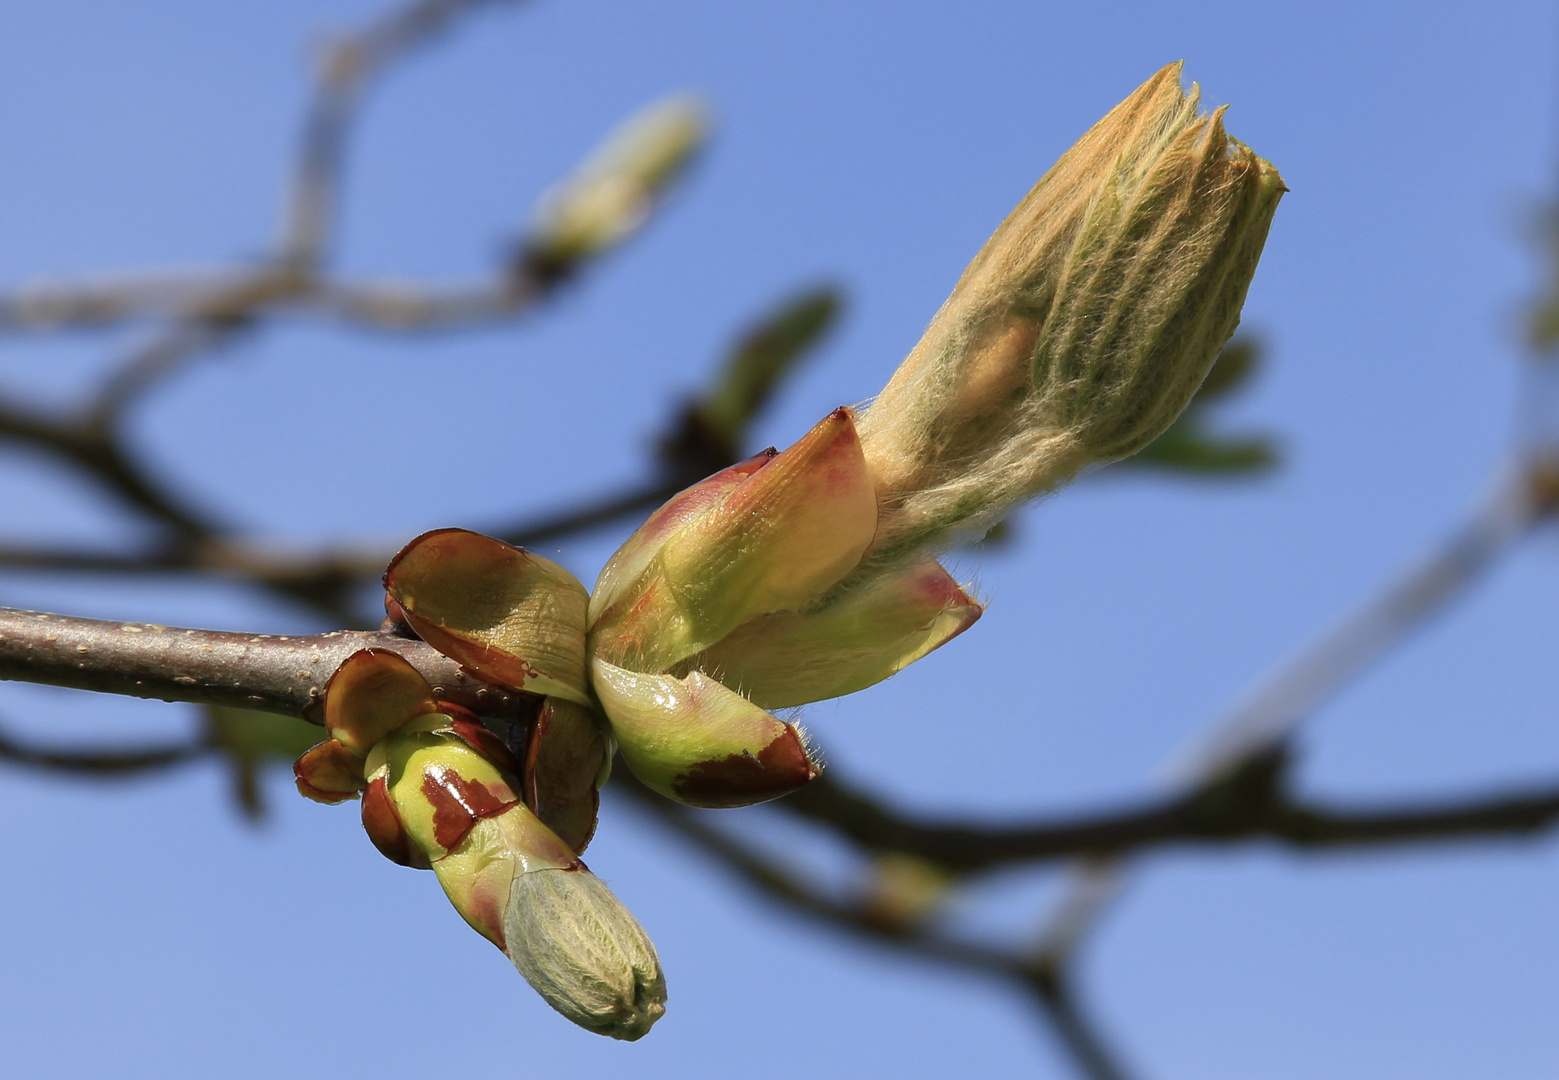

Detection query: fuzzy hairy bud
(856, 63), (1285, 562)
(505, 867), (667, 1041)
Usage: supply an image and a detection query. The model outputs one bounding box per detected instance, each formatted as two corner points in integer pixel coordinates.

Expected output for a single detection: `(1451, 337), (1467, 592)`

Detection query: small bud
(504, 865), (666, 1041)
(591, 659), (818, 808)
(527, 94), (709, 272)
(298, 646), (663, 1039)
(856, 63), (1285, 562)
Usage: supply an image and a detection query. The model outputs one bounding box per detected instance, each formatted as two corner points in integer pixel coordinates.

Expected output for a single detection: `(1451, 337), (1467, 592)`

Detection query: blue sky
(1, 2), (1557, 1077)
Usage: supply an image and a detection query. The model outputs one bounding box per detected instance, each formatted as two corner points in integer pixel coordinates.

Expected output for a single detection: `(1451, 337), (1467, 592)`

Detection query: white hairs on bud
(854, 63), (1283, 571)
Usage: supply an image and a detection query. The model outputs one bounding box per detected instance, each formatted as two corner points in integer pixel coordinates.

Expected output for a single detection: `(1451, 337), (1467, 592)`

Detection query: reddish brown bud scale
(421, 764), (520, 851)
(324, 648), (438, 753)
(384, 528), (593, 705)
(523, 698), (607, 852)
(674, 726), (818, 808)
(293, 740), (367, 804)
(361, 776), (420, 867)
(442, 711), (523, 776)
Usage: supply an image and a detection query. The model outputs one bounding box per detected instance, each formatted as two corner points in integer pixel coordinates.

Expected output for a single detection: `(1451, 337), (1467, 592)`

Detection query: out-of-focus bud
(856, 63), (1285, 562)
(526, 94), (709, 273)
(385, 529), (592, 705)
(669, 285), (842, 467)
(505, 864), (667, 1041)
(591, 659), (818, 807)
(860, 852), (953, 932)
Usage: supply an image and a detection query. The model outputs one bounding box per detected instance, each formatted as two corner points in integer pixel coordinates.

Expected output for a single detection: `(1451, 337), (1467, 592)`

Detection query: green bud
(692, 554), (983, 709)
(589, 407), (878, 674)
(528, 94), (708, 270)
(856, 62), (1285, 562)
(504, 866), (667, 1041)
(591, 659), (818, 808)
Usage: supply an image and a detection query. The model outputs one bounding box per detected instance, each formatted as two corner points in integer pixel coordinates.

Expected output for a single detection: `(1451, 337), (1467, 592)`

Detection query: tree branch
(0, 718), (203, 776)
(0, 606), (537, 724)
(279, 0), (522, 270)
(778, 764), (1559, 869)
(613, 772), (1139, 1080)
(1032, 459), (1555, 969)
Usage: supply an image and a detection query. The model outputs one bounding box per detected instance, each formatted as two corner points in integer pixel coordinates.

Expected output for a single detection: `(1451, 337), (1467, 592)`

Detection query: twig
(0, 397), (220, 537)
(83, 312), (254, 431)
(779, 765), (1559, 869)
(279, 0), (520, 270)
(611, 774), (1026, 977)
(0, 719), (202, 776)
(0, 606), (537, 724)
(1025, 971), (1136, 1080)
(1031, 458), (1553, 969)
(614, 774), (1137, 1079)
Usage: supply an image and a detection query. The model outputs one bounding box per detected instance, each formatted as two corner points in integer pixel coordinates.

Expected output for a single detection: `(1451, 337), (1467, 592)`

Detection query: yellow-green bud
(857, 63), (1285, 562)
(504, 866), (667, 1041)
(528, 94), (708, 269)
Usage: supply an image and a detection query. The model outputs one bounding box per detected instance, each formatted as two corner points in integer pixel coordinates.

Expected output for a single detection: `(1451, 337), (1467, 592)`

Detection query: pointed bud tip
(672, 721), (820, 808)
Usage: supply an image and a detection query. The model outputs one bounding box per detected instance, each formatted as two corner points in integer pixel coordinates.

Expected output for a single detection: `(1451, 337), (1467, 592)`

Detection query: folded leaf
(694, 555), (982, 708)
(589, 449), (775, 632)
(660, 407), (877, 644)
(591, 659), (817, 808)
(386, 529), (591, 704)
(524, 698), (609, 853)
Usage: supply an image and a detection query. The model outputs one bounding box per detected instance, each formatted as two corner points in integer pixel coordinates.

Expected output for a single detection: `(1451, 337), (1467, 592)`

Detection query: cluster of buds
(293, 64), (1281, 1040)
(294, 648), (662, 1039)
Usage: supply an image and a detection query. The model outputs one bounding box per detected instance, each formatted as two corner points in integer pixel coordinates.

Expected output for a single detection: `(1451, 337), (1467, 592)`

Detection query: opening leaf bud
(505, 866), (667, 1041)
(857, 62), (1285, 562)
